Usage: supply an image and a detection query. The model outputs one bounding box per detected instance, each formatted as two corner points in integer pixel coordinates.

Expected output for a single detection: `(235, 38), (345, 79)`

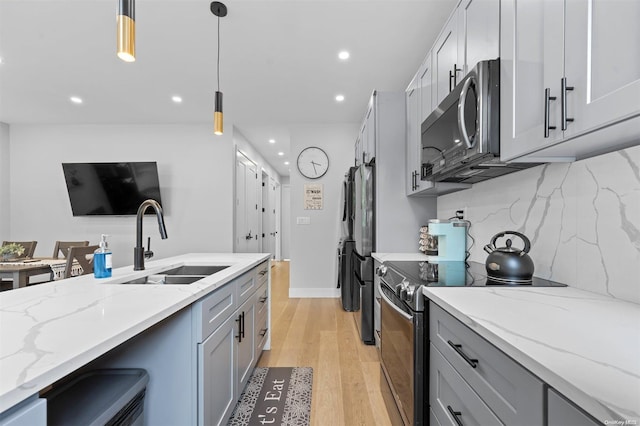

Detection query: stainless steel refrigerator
(353, 162), (375, 344)
(337, 167), (358, 311)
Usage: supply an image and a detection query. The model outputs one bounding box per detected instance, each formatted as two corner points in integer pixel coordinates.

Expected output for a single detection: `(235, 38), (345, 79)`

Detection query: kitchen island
(423, 286), (640, 425)
(0, 253), (270, 424)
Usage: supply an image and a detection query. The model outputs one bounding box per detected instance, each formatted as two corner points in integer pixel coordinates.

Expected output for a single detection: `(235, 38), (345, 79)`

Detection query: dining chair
(2, 241), (37, 258)
(65, 245), (99, 278)
(52, 241), (90, 259)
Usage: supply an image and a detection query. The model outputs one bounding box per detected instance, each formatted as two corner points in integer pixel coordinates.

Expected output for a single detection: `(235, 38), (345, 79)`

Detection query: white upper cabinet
(501, 0), (640, 162)
(419, 53), (435, 123)
(564, 0), (640, 137)
(457, 0), (500, 75)
(406, 72), (420, 195)
(433, 14), (460, 106)
(432, 0), (500, 107)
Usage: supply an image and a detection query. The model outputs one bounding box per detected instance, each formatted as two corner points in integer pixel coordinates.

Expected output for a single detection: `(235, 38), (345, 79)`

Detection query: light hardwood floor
(257, 261), (397, 426)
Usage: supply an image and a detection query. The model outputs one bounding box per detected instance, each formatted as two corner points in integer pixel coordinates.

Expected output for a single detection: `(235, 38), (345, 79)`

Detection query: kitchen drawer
(237, 270), (257, 306)
(255, 309), (268, 357)
(430, 302), (544, 425)
(430, 344), (502, 426)
(255, 260), (269, 287)
(255, 281), (269, 318)
(194, 280), (236, 342)
(548, 388), (601, 426)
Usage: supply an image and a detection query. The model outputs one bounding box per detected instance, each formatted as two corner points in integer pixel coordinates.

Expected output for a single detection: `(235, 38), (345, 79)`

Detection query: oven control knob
(404, 285), (415, 301)
(397, 279), (410, 298)
(376, 265), (388, 277)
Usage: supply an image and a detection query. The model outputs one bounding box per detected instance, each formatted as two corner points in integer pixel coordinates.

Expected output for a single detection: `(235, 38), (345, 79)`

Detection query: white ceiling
(0, 0), (457, 176)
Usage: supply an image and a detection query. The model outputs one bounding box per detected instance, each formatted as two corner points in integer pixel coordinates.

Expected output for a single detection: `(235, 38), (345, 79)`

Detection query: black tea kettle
(483, 231), (534, 283)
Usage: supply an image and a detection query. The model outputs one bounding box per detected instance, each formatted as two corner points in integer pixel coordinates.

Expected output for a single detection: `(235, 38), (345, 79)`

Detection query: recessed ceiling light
(70, 96), (83, 104)
(278, 152), (284, 156)
(338, 51), (350, 60)
(171, 95), (183, 103)
(269, 139), (276, 144)
(284, 161), (290, 165)
(0, 57), (3, 64)
(335, 94), (345, 102)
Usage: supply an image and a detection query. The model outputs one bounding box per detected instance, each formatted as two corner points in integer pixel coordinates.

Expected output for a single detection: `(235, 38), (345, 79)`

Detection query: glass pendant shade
(117, 0), (136, 62)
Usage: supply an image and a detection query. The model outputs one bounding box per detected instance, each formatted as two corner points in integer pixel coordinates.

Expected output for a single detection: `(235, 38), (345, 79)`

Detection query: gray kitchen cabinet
(430, 344), (502, 426)
(196, 261), (269, 426)
(429, 302), (545, 425)
(0, 396), (46, 426)
(254, 281), (269, 361)
(501, 0), (640, 162)
(547, 388), (601, 426)
(236, 296), (256, 393)
(199, 313), (236, 426)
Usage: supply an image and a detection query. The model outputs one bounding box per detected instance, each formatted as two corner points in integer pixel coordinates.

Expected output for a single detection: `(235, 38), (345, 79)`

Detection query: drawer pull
(259, 296), (268, 303)
(447, 340), (478, 368)
(447, 405), (464, 426)
(258, 270), (268, 276)
(259, 328), (268, 337)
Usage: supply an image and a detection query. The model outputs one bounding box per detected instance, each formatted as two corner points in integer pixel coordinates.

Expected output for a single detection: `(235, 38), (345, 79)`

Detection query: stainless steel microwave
(421, 59), (537, 184)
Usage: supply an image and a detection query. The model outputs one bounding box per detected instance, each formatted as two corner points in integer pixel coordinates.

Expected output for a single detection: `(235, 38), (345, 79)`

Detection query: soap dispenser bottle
(94, 234), (113, 278)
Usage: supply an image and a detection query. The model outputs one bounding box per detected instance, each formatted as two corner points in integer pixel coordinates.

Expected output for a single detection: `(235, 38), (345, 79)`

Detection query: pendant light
(117, 0), (136, 62)
(211, 1), (227, 135)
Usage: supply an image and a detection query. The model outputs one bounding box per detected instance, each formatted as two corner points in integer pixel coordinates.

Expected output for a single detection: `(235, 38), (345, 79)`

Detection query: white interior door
(268, 177), (277, 258)
(235, 151), (260, 253)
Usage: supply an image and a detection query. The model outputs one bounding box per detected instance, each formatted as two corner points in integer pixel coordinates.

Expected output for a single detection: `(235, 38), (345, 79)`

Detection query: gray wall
(289, 124), (359, 297)
(438, 145), (640, 304)
(0, 123), (9, 243)
(7, 124), (235, 266)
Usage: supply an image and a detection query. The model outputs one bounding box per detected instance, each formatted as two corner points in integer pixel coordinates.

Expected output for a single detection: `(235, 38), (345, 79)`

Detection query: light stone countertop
(423, 286), (640, 424)
(0, 252), (270, 413)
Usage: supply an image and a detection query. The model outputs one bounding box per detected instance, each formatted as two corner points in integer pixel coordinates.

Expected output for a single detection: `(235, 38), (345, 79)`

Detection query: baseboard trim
(289, 288), (340, 298)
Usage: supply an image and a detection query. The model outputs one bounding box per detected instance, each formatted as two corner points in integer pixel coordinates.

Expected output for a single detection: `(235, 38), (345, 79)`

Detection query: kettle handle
(489, 231), (531, 254)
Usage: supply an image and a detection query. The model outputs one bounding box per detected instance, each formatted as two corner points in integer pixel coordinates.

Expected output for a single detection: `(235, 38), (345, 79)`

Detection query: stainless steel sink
(120, 274), (206, 285)
(113, 264), (230, 285)
(160, 265), (230, 276)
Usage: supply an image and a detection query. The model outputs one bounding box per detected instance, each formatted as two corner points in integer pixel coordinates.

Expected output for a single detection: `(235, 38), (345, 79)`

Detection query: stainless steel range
(377, 260), (566, 426)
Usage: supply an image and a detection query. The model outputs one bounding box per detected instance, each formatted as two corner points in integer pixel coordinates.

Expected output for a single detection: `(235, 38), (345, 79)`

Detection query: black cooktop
(384, 260), (567, 288)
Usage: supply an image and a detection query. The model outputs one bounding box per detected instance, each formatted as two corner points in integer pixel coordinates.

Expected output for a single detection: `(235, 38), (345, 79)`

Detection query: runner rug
(228, 367), (313, 426)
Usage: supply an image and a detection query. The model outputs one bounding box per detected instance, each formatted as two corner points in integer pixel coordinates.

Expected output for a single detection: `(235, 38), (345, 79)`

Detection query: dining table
(0, 258), (83, 290)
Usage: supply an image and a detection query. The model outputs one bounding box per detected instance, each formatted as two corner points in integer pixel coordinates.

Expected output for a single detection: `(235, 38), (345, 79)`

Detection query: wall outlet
(296, 217), (311, 225)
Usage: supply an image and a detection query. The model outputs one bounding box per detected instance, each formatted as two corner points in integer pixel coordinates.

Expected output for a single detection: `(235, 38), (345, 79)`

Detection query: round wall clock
(297, 146), (329, 179)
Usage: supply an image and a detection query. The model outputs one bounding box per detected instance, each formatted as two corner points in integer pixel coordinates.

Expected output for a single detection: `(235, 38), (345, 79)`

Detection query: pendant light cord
(217, 15), (221, 92)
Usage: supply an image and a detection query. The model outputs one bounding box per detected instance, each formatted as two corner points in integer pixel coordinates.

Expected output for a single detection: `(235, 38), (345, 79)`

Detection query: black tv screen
(62, 162), (163, 216)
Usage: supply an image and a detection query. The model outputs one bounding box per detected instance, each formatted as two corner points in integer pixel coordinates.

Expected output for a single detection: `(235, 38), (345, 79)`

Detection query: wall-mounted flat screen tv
(62, 162), (163, 216)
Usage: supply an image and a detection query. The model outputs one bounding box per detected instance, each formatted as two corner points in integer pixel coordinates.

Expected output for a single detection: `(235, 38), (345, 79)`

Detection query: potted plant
(0, 243), (26, 261)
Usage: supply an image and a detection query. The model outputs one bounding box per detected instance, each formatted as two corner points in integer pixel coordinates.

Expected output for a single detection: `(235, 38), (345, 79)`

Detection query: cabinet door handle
(241, 311), (245, 339)
(235, 314), (243, 342)
(544, 88), (557, 138)
(561, 77), (574, 131)
(449, 64), (462, 92)
(447, 406), (464, 426)
(447, 340), (478, 368)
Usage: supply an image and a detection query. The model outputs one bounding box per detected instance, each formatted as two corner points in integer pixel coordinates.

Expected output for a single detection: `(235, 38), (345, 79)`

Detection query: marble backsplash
(437, 145), (640, 304)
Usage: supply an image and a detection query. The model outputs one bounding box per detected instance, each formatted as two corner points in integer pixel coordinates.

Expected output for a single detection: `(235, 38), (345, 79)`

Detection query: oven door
(379, 282), (415, 426)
